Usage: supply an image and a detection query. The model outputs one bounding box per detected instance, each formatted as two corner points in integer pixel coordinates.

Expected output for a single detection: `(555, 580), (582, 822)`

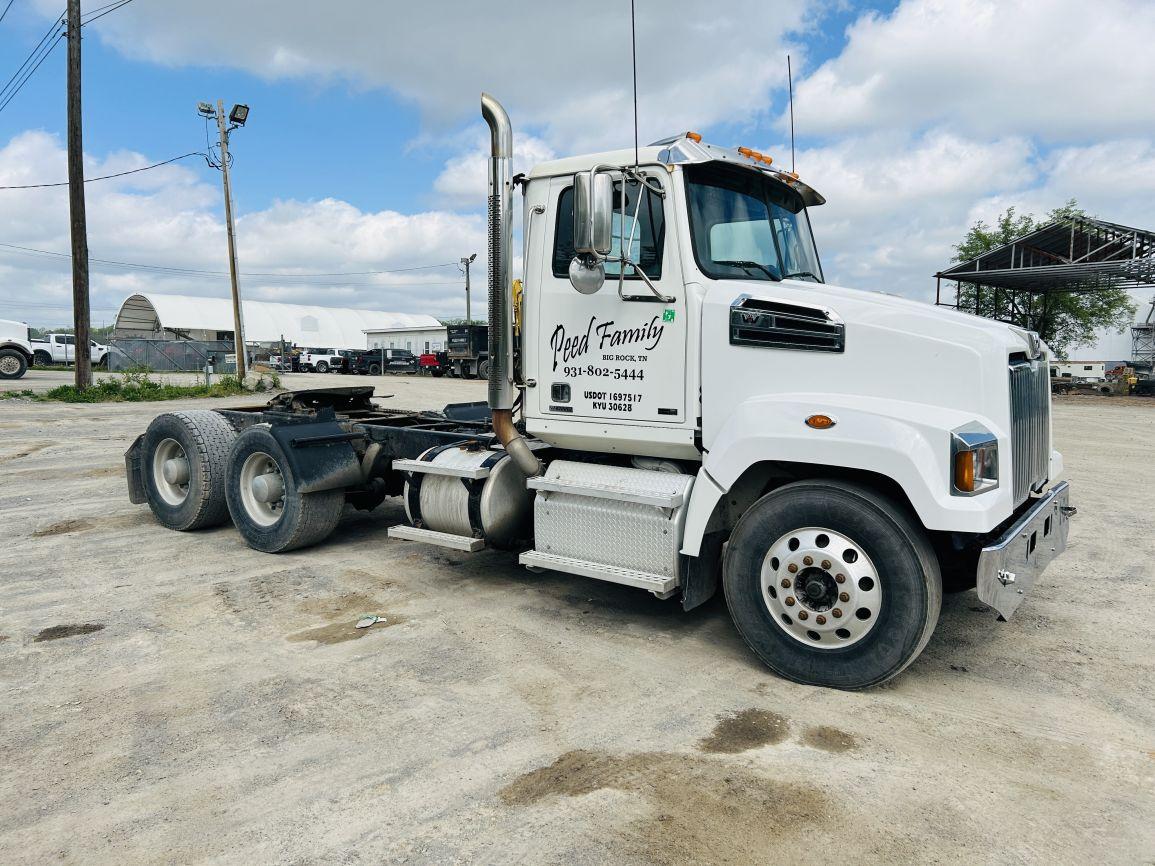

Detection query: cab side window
(552, 179), (665, 280)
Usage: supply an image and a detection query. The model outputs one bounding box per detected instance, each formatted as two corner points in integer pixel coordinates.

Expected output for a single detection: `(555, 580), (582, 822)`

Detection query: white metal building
(114, 293), (441, 350)
(1051, 360), (1109, 379)
(364, 325), (449, 353)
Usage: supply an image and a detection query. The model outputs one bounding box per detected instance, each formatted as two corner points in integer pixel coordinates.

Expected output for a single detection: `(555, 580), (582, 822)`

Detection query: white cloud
(38, 0), (813, 152)
(0, 131), (485, 327)
(790, 0), (1155, 141)
(433, 129), (556, 209)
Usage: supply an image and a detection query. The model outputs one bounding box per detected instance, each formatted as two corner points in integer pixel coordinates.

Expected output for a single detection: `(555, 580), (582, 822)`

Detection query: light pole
(460, 253), (477, 324)
(199, 100), (250, 378)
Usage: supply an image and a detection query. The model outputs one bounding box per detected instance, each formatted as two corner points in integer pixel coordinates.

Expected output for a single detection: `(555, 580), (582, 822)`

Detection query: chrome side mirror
(569, 170), (612, 294)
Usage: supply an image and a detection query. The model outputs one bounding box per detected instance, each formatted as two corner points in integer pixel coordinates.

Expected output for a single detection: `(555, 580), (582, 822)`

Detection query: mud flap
(268, 419), (365, 494)
(124, 434), (146, 504)
(681, 531), (726, 611)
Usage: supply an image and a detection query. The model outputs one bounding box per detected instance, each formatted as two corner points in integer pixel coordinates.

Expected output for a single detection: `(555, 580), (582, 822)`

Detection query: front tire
(723, 480), (941, 690)
(315, 361), (330, 373)
(225, 425), (345, 553)
(33, 350), (52, 367)
(0, 349), (28, 379)
(142, 410), (236, 530)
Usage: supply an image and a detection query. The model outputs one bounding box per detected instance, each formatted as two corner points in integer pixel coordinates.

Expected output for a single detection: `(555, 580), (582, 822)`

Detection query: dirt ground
(1, 381), (1152, 865)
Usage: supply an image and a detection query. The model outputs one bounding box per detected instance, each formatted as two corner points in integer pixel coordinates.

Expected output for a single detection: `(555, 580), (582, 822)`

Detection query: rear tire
(315, 361), (330, 373)
(368, 362), (381, 376)
(477, 359), (490, 379)
(0, 349), (28, 379)
(225, 425), (345, 553)
(33, 350), (52, 367)
(142, 410), (236, 530)
(723, 479), (941, 690)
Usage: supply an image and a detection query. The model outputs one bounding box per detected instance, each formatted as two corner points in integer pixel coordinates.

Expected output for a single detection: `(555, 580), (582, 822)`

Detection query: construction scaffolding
(1133, 299), (1155, 373)
(935, 217), (1155, 368)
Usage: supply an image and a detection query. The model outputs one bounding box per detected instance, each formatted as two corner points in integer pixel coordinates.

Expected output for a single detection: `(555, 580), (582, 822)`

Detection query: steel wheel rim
(0, 355), (20, 375)
(760, 526), (882, 649)
(152, 437), (190, 506)
(239, 451), (285, 527)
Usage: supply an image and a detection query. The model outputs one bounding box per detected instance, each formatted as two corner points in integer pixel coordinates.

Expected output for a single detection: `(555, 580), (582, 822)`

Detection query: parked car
(30, 333), (108, 367)
(299, 348), (343, 373)
(0, 319), (34, 380)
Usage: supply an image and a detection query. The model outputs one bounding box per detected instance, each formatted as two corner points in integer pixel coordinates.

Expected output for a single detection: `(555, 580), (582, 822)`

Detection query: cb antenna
(630, 0), (639, 168)
(787, 54), (796, 173)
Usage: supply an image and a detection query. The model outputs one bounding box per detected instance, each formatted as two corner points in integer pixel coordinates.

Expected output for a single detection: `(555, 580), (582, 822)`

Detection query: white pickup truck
(299, 348), (343, 373)
(0, 319), (34, 379)
(30, 333), (109, 367)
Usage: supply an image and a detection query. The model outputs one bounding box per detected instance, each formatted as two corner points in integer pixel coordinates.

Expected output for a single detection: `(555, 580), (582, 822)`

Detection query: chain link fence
(107, 339), (238, 373)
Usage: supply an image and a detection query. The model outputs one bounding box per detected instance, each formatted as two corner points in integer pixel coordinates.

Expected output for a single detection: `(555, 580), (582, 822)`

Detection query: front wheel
(723, 479), (941, 690)
(315, 361), (330, 373)
(225, 425), (345, 553)
(33, 350), (52, 367)
(0, 349), (28, 379)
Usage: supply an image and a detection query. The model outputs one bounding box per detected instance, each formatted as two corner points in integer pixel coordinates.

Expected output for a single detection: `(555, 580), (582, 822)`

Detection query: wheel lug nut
(781, 579), (791, 589)
(821, 560), (831, 570)
(803, 555), (814, 566)
(839, 591), (850, 602)
(816, 615), (827, 625)
(787, 563), (798, 574)
(832, 608), (842, 618)
(785, 597), (796, 607)
(835, 573), (846, 583)
(798, 611), (809, 620)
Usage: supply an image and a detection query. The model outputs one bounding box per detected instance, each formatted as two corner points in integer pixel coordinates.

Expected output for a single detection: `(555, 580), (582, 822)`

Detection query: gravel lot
(1, 380), (1152, 864)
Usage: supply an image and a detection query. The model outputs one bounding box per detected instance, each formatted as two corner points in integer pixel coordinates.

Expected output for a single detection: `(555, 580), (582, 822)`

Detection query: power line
(0, 151), (206, 189)
(81, 0), (134, 26)
(0, 0), (17, 26)
(0, 242), (462, 280)
(0, 12), (65, 116)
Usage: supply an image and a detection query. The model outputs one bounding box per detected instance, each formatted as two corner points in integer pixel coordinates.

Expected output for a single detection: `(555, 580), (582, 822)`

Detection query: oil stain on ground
(500, 749), (835, 864)
(32, 519), (93, 538)
(34, 623), (105, 642)
(287, 613), (405, 646)
(697, 708), (790, 753)
(801, 725), (858, 753)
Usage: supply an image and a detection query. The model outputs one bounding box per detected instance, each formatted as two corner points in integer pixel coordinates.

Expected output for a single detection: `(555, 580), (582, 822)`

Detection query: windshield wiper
(782, 270), (820, 282)
(714, 260), (781, 281)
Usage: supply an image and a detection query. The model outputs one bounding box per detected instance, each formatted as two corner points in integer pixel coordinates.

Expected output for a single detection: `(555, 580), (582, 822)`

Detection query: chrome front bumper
(977, 481), (1074, 619)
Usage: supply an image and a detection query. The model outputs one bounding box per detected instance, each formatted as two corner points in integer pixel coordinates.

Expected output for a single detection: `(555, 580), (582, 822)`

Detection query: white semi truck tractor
(125, 94), (1074, 689)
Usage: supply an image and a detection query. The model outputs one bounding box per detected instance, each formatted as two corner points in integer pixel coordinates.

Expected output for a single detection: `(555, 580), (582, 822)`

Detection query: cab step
(518, 551), (679, 599)
(387, 525), (485, 552)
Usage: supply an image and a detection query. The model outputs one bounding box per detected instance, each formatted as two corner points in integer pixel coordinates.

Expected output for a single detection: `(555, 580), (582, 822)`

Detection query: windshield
(684, 163), (823, 283)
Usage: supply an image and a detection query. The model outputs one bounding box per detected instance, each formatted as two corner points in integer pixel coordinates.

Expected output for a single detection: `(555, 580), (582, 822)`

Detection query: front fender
(680, 394), (1015, 556)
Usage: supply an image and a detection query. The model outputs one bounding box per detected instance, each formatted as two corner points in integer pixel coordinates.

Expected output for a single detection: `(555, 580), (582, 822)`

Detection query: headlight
(951, 423), (999, 495)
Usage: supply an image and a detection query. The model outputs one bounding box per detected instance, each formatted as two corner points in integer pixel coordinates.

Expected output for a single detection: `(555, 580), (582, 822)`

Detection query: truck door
(535, 171), (686, 424)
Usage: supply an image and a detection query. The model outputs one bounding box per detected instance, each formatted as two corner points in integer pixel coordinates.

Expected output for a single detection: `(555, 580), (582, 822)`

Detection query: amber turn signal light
(805, 414), (835, 430)
(954, 450), (976, 493)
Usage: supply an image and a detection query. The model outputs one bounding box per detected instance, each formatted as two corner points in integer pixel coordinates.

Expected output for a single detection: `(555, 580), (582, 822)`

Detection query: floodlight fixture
(229, 104), (250, 126)
(197, 101), (215, 117)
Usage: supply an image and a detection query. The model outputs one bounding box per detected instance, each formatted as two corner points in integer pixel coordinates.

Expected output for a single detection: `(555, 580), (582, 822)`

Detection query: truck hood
(717, 277), (1043, 359)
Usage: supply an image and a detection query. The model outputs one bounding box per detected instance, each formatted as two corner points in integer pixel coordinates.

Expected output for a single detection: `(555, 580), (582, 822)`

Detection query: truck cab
(124, 94), (1074, 690)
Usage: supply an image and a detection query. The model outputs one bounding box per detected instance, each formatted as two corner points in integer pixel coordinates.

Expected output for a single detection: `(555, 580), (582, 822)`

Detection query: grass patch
(24, 370), (281, 403)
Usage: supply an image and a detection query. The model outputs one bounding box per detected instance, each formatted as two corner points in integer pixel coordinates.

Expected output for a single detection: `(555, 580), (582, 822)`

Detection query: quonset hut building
(111, 293), (442, 371)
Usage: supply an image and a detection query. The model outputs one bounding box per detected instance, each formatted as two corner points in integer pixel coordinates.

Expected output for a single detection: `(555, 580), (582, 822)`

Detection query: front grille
(1009, 358), (1051, 504)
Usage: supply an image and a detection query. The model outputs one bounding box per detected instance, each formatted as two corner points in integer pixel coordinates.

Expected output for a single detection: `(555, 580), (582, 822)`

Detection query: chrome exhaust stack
(481, 92), (542, 478)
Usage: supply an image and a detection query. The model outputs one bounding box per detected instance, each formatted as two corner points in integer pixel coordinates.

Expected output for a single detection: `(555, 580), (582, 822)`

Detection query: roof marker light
(686, 131), (702, 142)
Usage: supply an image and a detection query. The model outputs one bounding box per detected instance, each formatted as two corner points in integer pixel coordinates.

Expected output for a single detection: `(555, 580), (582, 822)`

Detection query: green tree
(952, 199), (1136, 357)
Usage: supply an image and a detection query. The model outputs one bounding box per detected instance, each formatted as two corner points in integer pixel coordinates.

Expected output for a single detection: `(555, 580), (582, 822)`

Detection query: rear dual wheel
(724, 480), (941, 690)
(225, 425), (344, 553)
(142, 410), (236, 530)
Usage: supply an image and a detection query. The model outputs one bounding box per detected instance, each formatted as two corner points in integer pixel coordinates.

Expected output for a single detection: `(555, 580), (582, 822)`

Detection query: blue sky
(0, 0), (1151, 358)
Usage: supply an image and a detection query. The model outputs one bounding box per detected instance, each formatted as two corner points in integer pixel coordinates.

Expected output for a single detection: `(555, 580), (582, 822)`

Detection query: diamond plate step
(391, 458), (491, 480)
(527, 476), (684, 508)
(518, 551), (679, 599)
(387, 525), (485, 552)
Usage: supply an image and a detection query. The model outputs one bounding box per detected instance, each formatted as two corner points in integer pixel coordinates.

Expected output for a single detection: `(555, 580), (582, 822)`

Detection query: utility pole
(460, 253), (477, 324)
(66, 0), (91, 390)
(214, 100), (248, 379)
